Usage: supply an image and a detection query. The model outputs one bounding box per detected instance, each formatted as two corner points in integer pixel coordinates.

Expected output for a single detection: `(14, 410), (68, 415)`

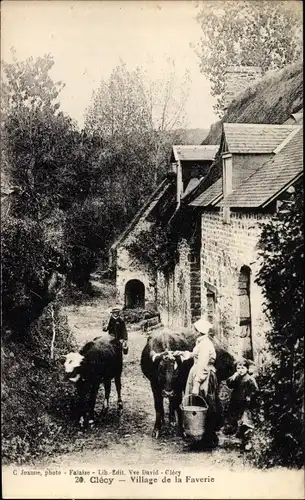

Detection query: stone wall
(116, 219), (156, 308)
(157, 239), (192, 328)
(223, 66), (262, 109)
(201, 210), (271, 365)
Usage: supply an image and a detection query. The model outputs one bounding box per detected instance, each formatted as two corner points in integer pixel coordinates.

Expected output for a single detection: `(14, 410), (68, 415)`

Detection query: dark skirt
(188, 370), (221, 445)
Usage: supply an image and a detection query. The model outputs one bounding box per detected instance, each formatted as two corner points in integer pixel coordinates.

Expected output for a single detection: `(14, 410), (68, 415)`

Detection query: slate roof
(221, 127), (303, 208)
(223, 123), (299, 153)
(171, 145), (218, 162)
(189, 178), (222, 207)
(110, 179), (172, 252)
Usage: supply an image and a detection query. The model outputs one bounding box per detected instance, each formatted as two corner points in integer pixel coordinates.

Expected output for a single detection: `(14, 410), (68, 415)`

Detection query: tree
(255, 183), (304, 467)
(85, 60), (190, 193)
(2, 53), (110, 297)
(143, 59), (191, 184)
(1, 53), (73, 334)
(194, 0), (303, 114)
(1, 49), (65, 117)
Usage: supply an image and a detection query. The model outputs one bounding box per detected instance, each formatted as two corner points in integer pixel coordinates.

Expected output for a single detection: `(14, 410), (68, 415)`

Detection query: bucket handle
(182, 394), (208, 409)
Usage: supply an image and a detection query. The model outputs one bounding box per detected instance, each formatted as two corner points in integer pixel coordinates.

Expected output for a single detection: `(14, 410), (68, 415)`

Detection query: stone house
(111, 64), (303, 364)
(189, 124), (303, 363)
(110, 146), (218, 310)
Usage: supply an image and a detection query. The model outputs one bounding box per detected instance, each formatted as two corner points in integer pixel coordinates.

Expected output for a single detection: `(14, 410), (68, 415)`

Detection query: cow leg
(169, 394), (183, 435)
(169, 399), (176, 425)
(175, 394), (184, 437)
(88, 383), (100, 424)
(151, 383), (164, 438)
(76, 382), (89, 429)
(115, 375), (123, 411)
(103, 379), (111, 412)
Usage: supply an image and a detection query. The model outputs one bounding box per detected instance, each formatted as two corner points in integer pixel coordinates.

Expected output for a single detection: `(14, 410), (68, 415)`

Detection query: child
(224, 358), (258, 451)
(103, 305), (128, 353)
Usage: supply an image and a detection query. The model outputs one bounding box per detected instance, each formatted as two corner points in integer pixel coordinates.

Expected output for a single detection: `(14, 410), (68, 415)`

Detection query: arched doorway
(125, 279), (145, 309)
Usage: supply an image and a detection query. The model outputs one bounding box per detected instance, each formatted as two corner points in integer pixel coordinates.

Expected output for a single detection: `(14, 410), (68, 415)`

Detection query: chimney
(222, 152), (233, 223)
(223, 66), (262, 110)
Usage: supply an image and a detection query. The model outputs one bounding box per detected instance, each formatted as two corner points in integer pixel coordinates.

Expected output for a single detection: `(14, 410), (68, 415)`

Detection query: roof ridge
(273, 125), (302, 154)
(223, 122), (299, 129)
(173, 144), (218, 148)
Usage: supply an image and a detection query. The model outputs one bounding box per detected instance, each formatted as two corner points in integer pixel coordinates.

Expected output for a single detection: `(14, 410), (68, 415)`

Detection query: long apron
(185, 365), (220, 442)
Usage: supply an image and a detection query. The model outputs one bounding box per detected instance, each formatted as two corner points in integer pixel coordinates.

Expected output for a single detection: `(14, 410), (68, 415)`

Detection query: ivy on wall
(126, 205), (200, 277)
(126, 219), (180, 276)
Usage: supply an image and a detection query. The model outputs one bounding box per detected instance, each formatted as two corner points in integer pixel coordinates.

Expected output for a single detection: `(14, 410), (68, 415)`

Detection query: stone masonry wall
(116, 219), (156, 308)
(157, 239), (192, 328)
(201, 210), (271, 365)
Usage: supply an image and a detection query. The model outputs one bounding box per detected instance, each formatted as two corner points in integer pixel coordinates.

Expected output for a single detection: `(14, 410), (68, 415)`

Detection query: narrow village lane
(38, 288), (248, 470)
(3, 286), (303, 500)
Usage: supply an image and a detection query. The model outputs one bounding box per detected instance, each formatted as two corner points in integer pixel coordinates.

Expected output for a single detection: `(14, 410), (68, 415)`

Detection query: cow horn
(150, 350), (164, 362)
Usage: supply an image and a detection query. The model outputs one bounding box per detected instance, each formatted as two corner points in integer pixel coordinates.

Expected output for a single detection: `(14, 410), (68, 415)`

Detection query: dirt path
(3, 284), (303, 500)
(37, 286), (250, 470)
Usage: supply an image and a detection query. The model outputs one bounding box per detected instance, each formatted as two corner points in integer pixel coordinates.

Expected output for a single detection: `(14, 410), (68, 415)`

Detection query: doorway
(125, 279), (145, 308)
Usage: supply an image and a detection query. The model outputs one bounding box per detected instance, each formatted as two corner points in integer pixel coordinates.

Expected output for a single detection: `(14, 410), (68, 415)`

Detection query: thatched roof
(202, 61), (303, 145)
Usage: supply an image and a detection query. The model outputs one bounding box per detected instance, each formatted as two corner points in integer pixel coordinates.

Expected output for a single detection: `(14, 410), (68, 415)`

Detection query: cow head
(63, 352), (84, 383)
(151, 350), (181, 399)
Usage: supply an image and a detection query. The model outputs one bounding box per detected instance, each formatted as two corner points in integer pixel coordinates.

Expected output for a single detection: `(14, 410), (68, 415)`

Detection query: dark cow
(64, 334), (123, 428)
(141, 328), (235, 438)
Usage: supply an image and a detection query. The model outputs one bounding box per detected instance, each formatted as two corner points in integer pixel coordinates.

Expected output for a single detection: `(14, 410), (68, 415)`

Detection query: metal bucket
(180, 395), (208, 441)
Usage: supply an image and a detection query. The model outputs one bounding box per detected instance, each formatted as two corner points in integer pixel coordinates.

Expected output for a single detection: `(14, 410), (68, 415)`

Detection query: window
(238, 266), (253, 359)
(205, 283), (217, 325)
(207, 290), (216, 324)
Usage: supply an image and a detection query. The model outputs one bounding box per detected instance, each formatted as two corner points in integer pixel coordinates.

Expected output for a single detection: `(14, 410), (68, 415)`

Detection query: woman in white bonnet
(175, 317), (220, 448)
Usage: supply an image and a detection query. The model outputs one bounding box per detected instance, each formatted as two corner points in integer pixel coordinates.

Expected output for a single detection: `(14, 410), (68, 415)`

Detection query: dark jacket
(104, 315), (128, 342)
(226, 372), (258, 420)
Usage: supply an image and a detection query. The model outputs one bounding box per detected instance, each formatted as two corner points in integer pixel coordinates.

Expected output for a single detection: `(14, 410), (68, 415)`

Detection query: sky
(2, 0), (218, 130)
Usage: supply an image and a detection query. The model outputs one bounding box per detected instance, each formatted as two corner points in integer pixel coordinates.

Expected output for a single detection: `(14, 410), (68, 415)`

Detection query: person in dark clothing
(103, 306), (128, 353)
(224, 358), (258, 450)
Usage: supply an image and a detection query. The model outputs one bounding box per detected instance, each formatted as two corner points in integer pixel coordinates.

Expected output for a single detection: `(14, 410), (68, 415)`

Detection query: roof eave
(261, 172), (303, 208)
(211, 194), (223, 206)
(110, 179), (170, 251)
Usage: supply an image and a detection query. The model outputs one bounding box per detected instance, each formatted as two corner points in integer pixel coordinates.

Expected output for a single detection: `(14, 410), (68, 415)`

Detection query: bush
(121, 307), (159, 324)
(1, 304), (79, 464)
(254, 184), (304, 468)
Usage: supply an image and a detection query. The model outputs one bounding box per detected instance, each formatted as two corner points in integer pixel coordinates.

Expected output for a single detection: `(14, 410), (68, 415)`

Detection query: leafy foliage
(126, 220), (180, 276)
(1, 305), (78, 464)
(194, 0), (303, 114)
(126, 205), (199, 278)
(254, 184), (304, 467)
(1, 54), (74, 334)
(2, 54), (107, 311)
(2, 216), (66, 334)
(85, 60), (190, 189)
